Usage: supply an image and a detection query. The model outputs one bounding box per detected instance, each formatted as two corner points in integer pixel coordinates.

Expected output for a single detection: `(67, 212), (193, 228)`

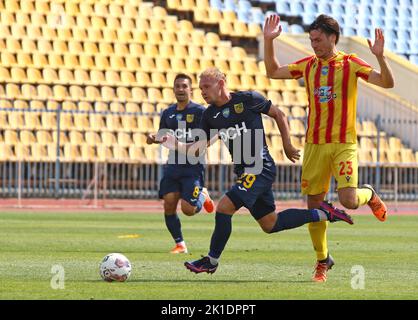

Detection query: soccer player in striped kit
(264, 14), (394, 282)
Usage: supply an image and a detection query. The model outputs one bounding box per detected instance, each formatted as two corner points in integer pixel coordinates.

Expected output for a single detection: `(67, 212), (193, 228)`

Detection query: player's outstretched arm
(267, 106), (300, 163)
(367, 28), (395, 88)
(263, 14), (293, 79)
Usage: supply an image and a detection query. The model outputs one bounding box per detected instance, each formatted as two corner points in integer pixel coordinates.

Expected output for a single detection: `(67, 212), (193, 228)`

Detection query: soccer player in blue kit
(147, 73), (214, 254)
(160, 68), (353, 273)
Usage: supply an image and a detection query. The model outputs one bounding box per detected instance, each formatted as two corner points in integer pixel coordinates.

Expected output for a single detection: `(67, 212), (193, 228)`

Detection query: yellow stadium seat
(110, 102), (124, 113)
(214, 59), (230, 73)
(63, 144), (81, 162)
(131, 87), (147, 102)
(94, 101), (108, 112)
(386, 149), (401, 163)
(121, 115), (137, 131)
(147, 88), (163, 104)
(135, 71), (152, 87)
(129, 145), (145, 162)
(1, 52), (17, 66)
(6, 83), (22, 98)
(230, 60), (244, 75)
(80, 144), (97, 162)
(20, 130), (36, 146)
(73, 114), (90, 130)
(5, 129), (19, 144)
(106, 114), (123, 131)
(240, 75), (255, 89)
(194, 8), (208, 23)
(60, 114), (74, 131)
(400, 148), (415, 163)
(94, 2), (109, 16)
(11, 23), (26, 38)
(52, 131), (69, 146)
(14, 100), (29, 110)
(109, 3), (123, 17)
(15, 143), (31, 161)
(101, 86), (116, 101)
(79, 2), (93, 15)
(133, 132), (147, 146)
(24, 112), (41, 130)
(151, 72), (168, 88)
(167, 0), (181, 9)
(85, 131), (102, 146)
(82, 42), (98, 56)
(291, 106), (306, 118)
(6, 38), (21, 53)
(29, 100), (44, 110)
(121, 17), (135, 30)
(126, 102), (140, 113)
(360, 137), (375, 150)
(226, 74), (241, 90)
(103, 28), (117, 42)
(371, 148), (387, 163)
(89, 114), (106, 130)
(162, 88), (175, 103)
(141, 102), (155, 114)
(85, 86), (101, 101)
(36, 130), (53, 145)
(389, 137), (402, 150)
(234, 21), (250, 37)
(219, 20), (234, 36)
(69, 130), (85, 146)
(207, 8), (222, 24)
(87, 28), (103, 41)
(101, 132), (117, 147)
(11, 67), (27, 83)
(8, 111), (24, 129)
(248, 23), (262, 37)
(0, 143), (14, 161)
(113, 146), (130, 162)
(140, 56), (156, 72)
(125, 57), (140, 70)
(289, 119), (306, 135)
(41, 113), (57, 130)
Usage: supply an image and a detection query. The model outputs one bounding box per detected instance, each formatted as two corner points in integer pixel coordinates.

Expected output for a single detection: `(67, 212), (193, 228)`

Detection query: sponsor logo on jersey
(222, 108), (230, 118)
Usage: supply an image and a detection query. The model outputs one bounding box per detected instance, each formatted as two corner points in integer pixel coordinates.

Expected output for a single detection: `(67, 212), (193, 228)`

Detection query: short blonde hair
(199, 67), (226, 82)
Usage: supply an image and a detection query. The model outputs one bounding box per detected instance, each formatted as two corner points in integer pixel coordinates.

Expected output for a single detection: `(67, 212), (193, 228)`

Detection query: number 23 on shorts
(339, 161), (353, 176)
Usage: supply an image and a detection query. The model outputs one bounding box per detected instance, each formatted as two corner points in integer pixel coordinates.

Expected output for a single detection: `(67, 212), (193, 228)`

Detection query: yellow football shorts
(301, 143), (358, 195)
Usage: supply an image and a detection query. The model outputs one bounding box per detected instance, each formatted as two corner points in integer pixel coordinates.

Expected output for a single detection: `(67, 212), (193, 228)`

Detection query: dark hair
(174, 73), (192, 86)
(308, 14), (340, 44)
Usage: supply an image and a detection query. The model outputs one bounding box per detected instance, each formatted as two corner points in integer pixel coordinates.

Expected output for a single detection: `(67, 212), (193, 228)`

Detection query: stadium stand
(0, 0), (416, 202)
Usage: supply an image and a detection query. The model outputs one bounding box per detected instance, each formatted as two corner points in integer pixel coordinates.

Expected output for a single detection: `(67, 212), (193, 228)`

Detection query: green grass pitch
(1, 211), (417, 299)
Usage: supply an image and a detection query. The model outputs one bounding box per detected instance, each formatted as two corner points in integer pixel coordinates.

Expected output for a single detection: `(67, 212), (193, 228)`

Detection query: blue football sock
(208, 212), (232, 259)
(270, 208), (320, 233)
(164, 214), (183, 243)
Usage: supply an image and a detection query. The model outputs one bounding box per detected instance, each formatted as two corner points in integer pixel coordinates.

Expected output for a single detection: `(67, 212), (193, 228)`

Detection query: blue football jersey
(159, 101), (206, 166)
(200, 91), (275, 175)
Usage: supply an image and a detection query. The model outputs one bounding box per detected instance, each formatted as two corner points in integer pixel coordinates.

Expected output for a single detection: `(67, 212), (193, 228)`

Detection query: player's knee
(339, 197), (358, 209)
(181, 202), (196, 216)
(164, 202), (177, 214)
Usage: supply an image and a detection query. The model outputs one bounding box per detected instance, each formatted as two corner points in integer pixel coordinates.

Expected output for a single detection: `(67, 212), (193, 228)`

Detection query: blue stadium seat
(289, 24), (305, 34)
(223, 0), (237, 11)
(237, 9), (251, 24)
(275, 1), (291, 14)
(343, 27), (356, 36)
(238, 0), (252, 12)
(290, 1), (304, 16)
(410, 54), (418, 65)
(250, 8), (265, 25)
(302, 12), (317, 25)
(210, 0), (223, 10)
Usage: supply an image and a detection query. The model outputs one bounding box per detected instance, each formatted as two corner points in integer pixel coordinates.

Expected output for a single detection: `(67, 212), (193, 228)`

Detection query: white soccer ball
(99, 253), (132, 282)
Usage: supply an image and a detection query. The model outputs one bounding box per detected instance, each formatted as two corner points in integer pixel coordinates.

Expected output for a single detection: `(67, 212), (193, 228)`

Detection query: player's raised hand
(367, 28), (385, 58)
(264, 14), (282, 40)
(283, 144), (300, 163)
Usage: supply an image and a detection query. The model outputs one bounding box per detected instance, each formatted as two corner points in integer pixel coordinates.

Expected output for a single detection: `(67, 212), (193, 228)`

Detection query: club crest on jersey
(176, 114), (183, 121)
(234, 103), (244, 114)
(186, 114), (194, 123)
(321, 66), (329, 75)
(314, 86), (336, 103)
(346, 176), (351, 182)
(222, 108), (230, 118)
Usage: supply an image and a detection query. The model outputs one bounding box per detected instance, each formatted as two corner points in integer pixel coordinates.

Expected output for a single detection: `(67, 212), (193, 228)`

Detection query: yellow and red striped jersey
(288, 51), (373, 144)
